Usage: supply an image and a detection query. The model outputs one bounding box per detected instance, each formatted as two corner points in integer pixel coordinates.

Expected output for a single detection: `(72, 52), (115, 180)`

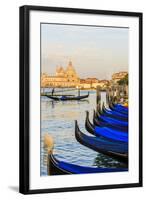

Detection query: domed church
(65, 61), (79, 82)
(41, 61), (80, 87)
(56, 61), (79, 81)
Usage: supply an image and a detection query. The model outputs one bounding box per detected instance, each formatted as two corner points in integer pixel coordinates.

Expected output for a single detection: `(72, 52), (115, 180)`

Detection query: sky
(41, 23), (129, 80)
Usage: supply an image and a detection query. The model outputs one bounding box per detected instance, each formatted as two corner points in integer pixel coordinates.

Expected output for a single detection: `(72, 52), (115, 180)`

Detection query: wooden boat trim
(49, 154), (72, 175)
(85, 111), (96, 135)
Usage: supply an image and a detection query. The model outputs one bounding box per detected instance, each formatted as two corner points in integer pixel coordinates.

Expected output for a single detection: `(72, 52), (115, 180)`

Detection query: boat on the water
(109, 102), (128, 115)
(75, 120), (128, 164)
(101, 104), (128, 121)
(93, 110), (128, 132)
(45, 92), (89, 101)
(113, 103), (128, 110)
(49, 153), (127, 175)
(96, 110), (128, 127)
(85, 111), (128, 143)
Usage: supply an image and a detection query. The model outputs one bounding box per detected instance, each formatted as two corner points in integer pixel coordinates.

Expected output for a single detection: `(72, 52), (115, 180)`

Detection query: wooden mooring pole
(96, 86), (101, 104)
(78, 88), (80, 97)
(106, 88), (110, 106)
(96, 86), (101, 111)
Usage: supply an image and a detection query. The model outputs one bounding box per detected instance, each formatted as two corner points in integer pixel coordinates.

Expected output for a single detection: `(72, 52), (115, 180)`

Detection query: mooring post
(78, 88), (80, 96)
(108, 88), (112, 103)
(96, 86), (101, 112)
(116, 85), (120, 103)
(96, 86), (99, 104)
(106, 89), (109, 106)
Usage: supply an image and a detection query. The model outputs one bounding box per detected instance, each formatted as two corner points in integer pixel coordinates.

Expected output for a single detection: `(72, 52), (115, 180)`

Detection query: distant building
(79, 78), (98, 89)
(96, 80), (110, 89)
(41, 63), (127, 89)
(112, 72), (128, 84)
(41, 61), (80, 87)
(79, 79), (91, 89)
(79, 78), (109, 89)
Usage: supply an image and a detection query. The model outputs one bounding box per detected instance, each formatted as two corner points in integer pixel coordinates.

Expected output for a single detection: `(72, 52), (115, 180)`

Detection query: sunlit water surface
(40, 89), (126, 176)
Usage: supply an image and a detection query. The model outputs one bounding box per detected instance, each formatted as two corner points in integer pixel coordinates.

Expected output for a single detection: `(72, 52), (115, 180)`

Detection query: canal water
(40, 88), (126, 176)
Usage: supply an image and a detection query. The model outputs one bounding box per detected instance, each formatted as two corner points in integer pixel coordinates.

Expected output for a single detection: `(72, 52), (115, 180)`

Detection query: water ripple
(41, 89), (125, 176)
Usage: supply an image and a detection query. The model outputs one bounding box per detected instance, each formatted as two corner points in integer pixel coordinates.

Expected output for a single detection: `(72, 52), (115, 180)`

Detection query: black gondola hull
(45, 92), (89, 101)
(48, 154), (71, 175)
(93, 110), (128, 132)
(75, 120), (128, 164)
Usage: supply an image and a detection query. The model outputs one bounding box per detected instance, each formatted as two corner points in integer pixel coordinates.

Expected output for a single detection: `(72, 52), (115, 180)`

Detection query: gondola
(102, 104), (128, 121)
(113, 102), (128, 110)
(109, 104), (128, 114)
(45, 92), (89, 101)
(49, 153), (127, 175)
(75, 120), (128, 164)
(96, 110), (128, 127)
(109, 102), (128, 115)
(93, 110), (128, 132)
(85, 111), (128, 143)
(98, 106), (128, 121)
(109, 101), (128, 109)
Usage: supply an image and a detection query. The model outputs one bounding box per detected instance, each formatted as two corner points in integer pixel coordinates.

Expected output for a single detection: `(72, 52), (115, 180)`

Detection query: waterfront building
(79, 78), (109, 89)
(112, 72), (128, 84)
(97, 80), (109, 88)
(79, 79), (91, 89)
(79, 78), (98, 89)
(41, 62), (128, 90)
(41, 61), (80, 88)
(110, 71), (128, 99)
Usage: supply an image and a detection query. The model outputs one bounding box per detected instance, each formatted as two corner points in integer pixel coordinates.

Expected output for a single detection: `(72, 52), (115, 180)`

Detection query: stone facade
(79, 78), (109, 89)
(112, 72), (128, 84)
(41, 62), (128, 89)
(41, 61), (80, 88)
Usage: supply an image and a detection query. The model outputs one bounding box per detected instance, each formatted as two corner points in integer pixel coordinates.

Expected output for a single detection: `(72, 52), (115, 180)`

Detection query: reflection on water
(93, 154), (127, 168)
(41, 88), (125, 176)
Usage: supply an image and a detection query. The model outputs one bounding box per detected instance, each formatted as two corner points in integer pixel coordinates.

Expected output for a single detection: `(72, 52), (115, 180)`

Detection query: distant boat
(45, 92), (89, 101)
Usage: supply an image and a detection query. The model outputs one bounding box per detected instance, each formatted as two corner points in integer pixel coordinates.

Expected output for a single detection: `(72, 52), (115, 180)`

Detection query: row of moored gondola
(49, 102), (128, 175)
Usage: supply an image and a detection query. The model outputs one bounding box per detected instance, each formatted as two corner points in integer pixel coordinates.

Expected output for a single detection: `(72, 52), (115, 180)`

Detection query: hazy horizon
(41, 23), (129, 80)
